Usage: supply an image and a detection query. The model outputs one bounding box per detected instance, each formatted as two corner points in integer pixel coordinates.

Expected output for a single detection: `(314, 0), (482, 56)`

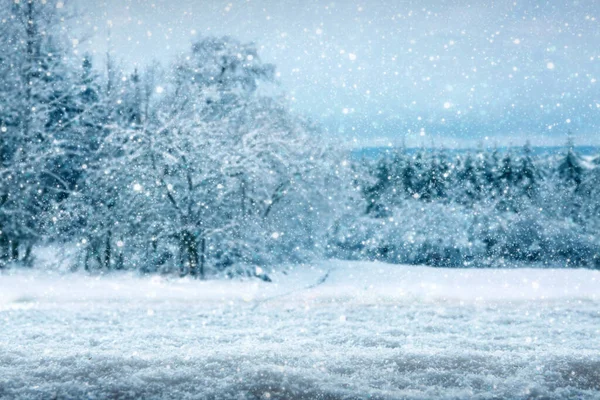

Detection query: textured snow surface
(1, 261), (600, 400)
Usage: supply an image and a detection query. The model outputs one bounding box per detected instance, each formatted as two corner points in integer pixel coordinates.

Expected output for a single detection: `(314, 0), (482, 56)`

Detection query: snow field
(1, 261), (599, 399)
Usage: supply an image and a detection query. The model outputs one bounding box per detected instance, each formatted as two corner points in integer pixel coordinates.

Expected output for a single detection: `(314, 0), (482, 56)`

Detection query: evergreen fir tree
(422, 149), (448, 200)
(515, 142), (539, 200)
(482, 146), (500, 198)
(457, 153), (480, 204)
(363, 157), (392, 217)
(557, 136), (585, 189)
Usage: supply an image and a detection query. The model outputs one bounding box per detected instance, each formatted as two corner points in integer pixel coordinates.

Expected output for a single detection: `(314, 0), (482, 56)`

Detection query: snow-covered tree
(514, 142), (539, 200)
(556, 137), (585, 189)
(0, 1), (89, 265)
(61, 36), (332, 277)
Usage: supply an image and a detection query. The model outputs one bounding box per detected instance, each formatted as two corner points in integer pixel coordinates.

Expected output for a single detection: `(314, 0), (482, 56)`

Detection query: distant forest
(332, 142), (600, 269)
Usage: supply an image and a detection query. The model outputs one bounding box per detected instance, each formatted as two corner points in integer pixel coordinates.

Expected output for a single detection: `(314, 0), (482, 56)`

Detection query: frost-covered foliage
(53, 38), (342, 276)
(0, 2), (92, 267)
(0, 3), (347, 276)
(329, 144), (600, 268)
(0, 2), (598, 275)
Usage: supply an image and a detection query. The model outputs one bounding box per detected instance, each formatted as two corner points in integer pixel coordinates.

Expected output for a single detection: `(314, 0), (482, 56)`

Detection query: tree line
(1, 2), (598, 275)
(328, 142), (600, 268)
(0, 2), (343, 277)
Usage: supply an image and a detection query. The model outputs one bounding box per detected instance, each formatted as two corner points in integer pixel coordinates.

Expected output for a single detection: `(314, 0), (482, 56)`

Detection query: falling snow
(0, 0), (599, 398)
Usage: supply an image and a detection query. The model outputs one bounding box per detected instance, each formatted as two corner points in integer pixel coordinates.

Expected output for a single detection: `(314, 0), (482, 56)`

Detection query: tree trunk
(199, 237), (206, 280)
(181, 230), (199, 278)
(84, 247), (91, 271)
(115, 251), (124, 270)
(0, 233), (8, 267)
(10, 239), (19, 262)
(22, 1), (39, 153)
(23, 244), (32, 266)
(104, 230), (112, 269)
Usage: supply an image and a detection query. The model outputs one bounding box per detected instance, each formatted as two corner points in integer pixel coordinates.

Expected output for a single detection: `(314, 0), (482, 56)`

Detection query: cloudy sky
(74, 0), (600, 148)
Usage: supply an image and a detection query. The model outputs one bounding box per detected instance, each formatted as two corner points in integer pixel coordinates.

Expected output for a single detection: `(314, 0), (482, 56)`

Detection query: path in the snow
(1, 261), (599, 400)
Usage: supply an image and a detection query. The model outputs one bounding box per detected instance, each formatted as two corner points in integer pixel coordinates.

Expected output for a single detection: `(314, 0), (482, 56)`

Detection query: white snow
(1, 261), (599, 399)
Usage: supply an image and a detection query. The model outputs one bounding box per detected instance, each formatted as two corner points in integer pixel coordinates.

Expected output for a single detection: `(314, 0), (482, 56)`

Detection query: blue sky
(75, 0), (600, 148)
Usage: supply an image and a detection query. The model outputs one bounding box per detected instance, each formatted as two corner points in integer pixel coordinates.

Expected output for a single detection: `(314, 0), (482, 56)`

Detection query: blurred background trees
(0, 2), (598, 274)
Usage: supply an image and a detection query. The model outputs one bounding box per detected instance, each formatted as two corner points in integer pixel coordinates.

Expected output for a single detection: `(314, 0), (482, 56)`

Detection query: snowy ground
(1, 261), (599, 400)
